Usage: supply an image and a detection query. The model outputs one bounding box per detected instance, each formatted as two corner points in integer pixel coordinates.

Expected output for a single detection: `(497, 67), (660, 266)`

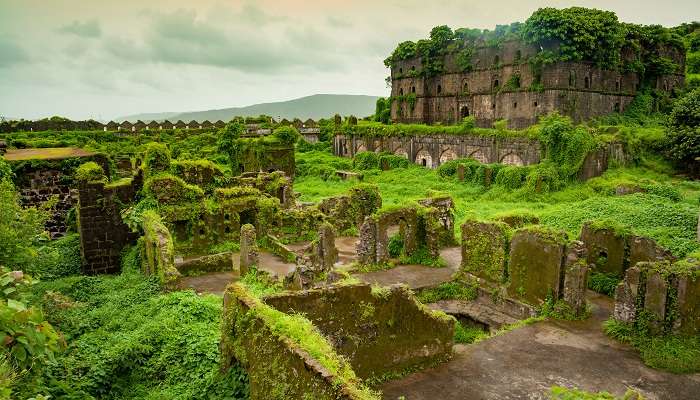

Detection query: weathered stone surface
(579, 222), (627, 276)
(316, 222), (338, 270)
(419, 196), (456, 249)
(376, 207), (419, 263)
(628, 235), (675, 268)
(613, 266), (642, 323)
(460, 220), (509, 284)
(176, 252), (233, 275)
(239, 224), (259, 276)
(644, 271), (668, 335)
(356, 216), (377, 265)
(457, 164), (465, 181)
(263, 283), (454, 380)
(507, 228), (567, 305)
(562, 241), (589, 317)
(676, 272), (700, 335)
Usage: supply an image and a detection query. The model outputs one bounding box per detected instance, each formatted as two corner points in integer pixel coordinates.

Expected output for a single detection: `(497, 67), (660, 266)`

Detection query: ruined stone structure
(580, 221), (675, 278)
(5, 148), (110, 238)
(77, 171), (142, 274)
(239, 224), (259, 276)
(614, 261), (700, 335)
(221, 282), (454, 399)
(389, 40), (685, 128)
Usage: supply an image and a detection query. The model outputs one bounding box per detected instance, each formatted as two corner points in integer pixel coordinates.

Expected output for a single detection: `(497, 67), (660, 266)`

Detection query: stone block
(563, 241), (589, 317)
(628, 236), (674, 268)
(507, 227), (567, 305)
(356, 217), (377, 265)
(239, 224), (259, 276)
(613, 266), (642, 323)
(580, 222), (627, 276)
(644, 271), (668, 335)
(460, 220), (509, 284)
(675, 267), (700, 335)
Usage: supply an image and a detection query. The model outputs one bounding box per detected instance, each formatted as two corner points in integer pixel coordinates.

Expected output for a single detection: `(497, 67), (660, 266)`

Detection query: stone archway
(356, 144), (367, 153)
(439, 148), (458, 164)
(501, 153), (524, 166)
(469, 150), (488, 163)
(373, 140), (382, 153)
(415, 149), (433, 168)
(460, 105), (470, 118)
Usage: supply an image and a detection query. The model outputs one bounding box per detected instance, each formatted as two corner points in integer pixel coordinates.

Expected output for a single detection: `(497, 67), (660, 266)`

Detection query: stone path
(355, 247), (461, 289)
(380, 292), (700, 400)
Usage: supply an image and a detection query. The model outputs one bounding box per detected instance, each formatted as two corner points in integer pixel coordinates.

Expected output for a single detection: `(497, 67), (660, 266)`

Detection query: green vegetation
(415, 281), (478, 304)
(453, 321), (489, 344)
(550, 386), (644, 400)
(604, 318), (700, 373)
(588, 272), (621, 297)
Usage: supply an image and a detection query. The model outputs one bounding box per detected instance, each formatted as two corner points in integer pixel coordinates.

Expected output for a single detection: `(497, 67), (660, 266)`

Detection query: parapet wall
(264, 283), (455, 380)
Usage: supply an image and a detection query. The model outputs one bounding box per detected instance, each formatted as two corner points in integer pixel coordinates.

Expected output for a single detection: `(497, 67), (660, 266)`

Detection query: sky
(0, 0), (698, 121)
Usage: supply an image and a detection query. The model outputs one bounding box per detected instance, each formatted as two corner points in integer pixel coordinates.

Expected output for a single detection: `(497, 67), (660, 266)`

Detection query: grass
(454, 321), (489, 344)
(588, 272), (621, 297)
(295, 150), (700, 258)
(415, 281), (478, 304)
(604, 319), (700, 374)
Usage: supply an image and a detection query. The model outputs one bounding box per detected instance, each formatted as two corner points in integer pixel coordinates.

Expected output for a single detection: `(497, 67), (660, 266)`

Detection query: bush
(142, 142), (172, 176)
(24, 234), (82, 280)
(378, 153), (409, 169)
(388, 234), (404, 257)
(74, 161), (105, 182)
(353, 151), (379, 170)
(524, 162), (562, 193)
(454, 321), (488, 344)
(416, 281), (478, 303)
(587, 272), (621, 296)
(494, 165), (529, 189)
(667, 89), (700, 174)
(0, 180), (49, 269)
(273, 126), (301, 146)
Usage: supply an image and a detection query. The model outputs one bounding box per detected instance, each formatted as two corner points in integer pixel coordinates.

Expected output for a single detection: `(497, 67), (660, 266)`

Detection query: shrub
(378, 153), (409, 169)
(416, 281), (478, 304)
(454, 321), (488, 344)
(74, 162), (105, 182)
(0, 180), (49, 269)
(272, 126), (301, 146)
(142, 142), (172, 176)
(0, 157), (12, 182)
(524, 162), (562, 193)
(388, 234), (404, 257)
(494, 165), (529, 189)
(353, 151), (379, 170)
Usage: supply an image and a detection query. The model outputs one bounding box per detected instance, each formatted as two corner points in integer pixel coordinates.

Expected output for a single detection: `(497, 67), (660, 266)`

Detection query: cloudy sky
(0, 0), (697, 121)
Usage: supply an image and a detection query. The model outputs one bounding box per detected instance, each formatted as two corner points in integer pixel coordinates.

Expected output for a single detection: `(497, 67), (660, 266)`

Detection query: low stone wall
(579, 221), (675, 278)
(77, 173), (140, 274)
(175, 252), (232, 276)
(614, 260), (700, 336)
(263, 283), (455, 380)
(220, 284), (379, 400)
(460, 221), (589, 313)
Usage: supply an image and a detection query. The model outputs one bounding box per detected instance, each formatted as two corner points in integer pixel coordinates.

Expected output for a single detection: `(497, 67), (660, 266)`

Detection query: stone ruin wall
(390, 40), (685, 128)
(10, 154), (110, 239)
(77, 172), (142, 274)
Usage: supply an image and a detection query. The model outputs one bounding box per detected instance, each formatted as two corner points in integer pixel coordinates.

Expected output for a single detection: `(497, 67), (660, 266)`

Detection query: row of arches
(390, 147), (524, 168)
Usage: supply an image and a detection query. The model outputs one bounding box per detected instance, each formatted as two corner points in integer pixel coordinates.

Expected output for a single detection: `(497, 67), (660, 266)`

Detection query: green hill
(116, 94), (380, 122)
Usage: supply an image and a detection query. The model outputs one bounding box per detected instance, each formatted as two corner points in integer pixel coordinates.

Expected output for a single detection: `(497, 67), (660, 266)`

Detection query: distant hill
(116, 94), (380, 122)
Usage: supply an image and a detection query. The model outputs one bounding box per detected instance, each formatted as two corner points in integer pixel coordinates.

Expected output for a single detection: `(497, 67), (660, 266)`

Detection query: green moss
(415, 281), (478, 304)
(145, 173), (205, 205)
(142, 142), (171, 177)
(588, 219), (633, 238)
(74, 161), (106, 182)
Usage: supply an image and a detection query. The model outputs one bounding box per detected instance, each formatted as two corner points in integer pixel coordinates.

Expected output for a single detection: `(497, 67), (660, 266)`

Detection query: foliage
(272, 126), (301, 146)
(0, 157), (13, 182)
(142, 142), (172, 177)
(378, 153), (410, 169)
(604, 318), (700, 374)
(373, 98), (391, 124)
(353, 151), (380, 170)
(538, 113), (597, 179)
(666, 89), (700, 174)
(550, 386), (644, 400)
(494, 165), (529, 189)
(19, 272), (249, 399)
(415, 281), (478, 304)
(1, 268), (64, 396)
(388, 234), (404, 258)
(453, 321), (488, 344)
(74, 162), (105, 182)
(0, 180), (50, 270)
(217, 121), (244, 169)
(587, 272), (621, 297)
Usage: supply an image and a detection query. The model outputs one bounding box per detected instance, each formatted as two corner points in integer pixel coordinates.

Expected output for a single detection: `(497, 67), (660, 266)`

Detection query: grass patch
(454, 321), (489, 344)
(416, 281), (478, 304)
(588, 272), (621, 297)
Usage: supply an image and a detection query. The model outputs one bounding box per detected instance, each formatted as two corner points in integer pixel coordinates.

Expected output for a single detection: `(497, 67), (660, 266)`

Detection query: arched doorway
(440, 149), (458, 164)
(469, 150), (488, 163)
(501, 153), (524, 166)
(460, 105), (470, 118)
(415, 150), (433, 168)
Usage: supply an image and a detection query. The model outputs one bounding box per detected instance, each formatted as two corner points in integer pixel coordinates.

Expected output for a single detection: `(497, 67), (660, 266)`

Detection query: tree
(667, 88), (700, 175)
(217, 121), (245, 169)
(272, 126), (301, 146)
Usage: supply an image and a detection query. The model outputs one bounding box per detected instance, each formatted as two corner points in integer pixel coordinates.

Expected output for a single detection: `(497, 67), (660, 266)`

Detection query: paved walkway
(380, 292), (700, 400)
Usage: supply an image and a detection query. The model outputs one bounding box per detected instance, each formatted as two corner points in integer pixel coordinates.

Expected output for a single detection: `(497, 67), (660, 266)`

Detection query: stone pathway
(354, 247), (461, 290)
(380, 292), (700, 400)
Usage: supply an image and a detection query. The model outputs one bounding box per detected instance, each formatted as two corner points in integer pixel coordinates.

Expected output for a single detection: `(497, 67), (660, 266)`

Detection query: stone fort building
(390, 40), (685, 128)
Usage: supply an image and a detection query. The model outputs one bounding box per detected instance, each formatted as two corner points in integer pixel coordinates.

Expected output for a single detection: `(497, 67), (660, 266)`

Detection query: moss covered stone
(460, 219), (510, 284)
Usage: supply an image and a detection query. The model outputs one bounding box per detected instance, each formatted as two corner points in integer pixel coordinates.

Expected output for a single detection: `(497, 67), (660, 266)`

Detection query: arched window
(399, 88), (404, 95)
(584, 76), (590, 89)
(437, 84), (442, 94)
(463, 81), (469, 93)
(399, 68), (403, 74)
(615, 80), (620, 91)
(411, 86), (416, 93)
(460, 105), (470, 117)
(411, 66), (415, 72)
(492, 103), (496, 110)
(493, 79), (500, 88)
(515, 50), (522, 61)
(513, 102), (517, 109)
(534, 101), (538, 107)
(614, 102), (620, 113)
(494, 55), (500, 65)
(569, 71), (576, 87)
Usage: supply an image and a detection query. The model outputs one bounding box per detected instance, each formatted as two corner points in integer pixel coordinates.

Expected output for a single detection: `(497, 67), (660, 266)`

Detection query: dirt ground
(355, 247), (461, 289)
(380, 292), (700, 400)
(3, 147), (95, 160)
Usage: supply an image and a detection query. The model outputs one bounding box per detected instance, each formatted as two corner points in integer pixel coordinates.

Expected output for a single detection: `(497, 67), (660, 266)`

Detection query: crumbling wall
(77, 172), (141, 274)
(419, 196), (456, 252)
(318, 184), (382, 233)
(263, 283), (455, 380)
(220, 284), (379, 400)
(239, 224), (259, 276)
(460, 220), (510, 284)
(613, 260), (700, 336)
(357, 207), (419, 265)
(141, 210), (181, 286)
